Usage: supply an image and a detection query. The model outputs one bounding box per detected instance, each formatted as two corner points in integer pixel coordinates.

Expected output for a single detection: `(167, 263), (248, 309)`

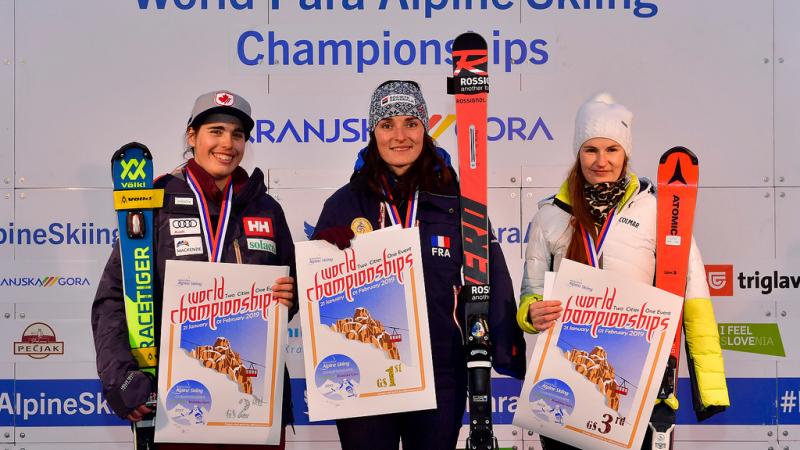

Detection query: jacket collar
(554, 172), (643, 212)
(185, 158), (249, 204)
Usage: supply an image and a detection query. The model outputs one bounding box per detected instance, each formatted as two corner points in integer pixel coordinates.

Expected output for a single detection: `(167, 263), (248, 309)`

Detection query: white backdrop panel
(693, 188), (775, 262)
(0, 190), (11, 263)
(777, 300), (799, 361)
(14, 0), (270, 188)
(0, 0), (11, 187)
(776, 188), (800, 259)
(12, 189), (116, 261)
(775, 0), (800, 187)
(521, 0), (773, 187)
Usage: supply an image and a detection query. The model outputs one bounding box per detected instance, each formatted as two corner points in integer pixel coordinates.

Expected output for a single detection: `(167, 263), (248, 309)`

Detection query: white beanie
(573, 93), (633, 156)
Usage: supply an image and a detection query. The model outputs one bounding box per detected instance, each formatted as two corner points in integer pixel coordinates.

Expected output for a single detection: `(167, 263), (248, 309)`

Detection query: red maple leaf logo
(216, 92), (233, 106)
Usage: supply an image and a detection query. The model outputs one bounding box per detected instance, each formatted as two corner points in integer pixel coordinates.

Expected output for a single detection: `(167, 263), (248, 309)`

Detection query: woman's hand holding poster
(514, 259), (683, 450)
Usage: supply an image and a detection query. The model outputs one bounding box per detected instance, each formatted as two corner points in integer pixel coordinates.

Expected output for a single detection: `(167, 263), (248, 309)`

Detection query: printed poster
(295, 226), (436, 421)
(155, 260), (289, 445)
(514, 259), (683, 450)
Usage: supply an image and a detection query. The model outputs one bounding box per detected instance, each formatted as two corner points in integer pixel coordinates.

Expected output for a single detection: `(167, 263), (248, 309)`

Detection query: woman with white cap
(517, 93), (730, 449)
(311, 80), (526, 450)
(92, 90), (297, 449)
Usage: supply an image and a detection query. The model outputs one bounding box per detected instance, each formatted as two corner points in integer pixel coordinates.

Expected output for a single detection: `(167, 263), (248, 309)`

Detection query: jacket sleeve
(91, 244), (155, 419)
(487, 226), (526, 380)
(517, 211), (551, 334)
(682, 237), (730, 420)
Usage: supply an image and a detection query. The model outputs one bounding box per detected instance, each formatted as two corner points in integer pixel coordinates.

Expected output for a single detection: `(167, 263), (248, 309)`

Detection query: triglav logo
(705, 265), (733, 297)
(14, 322), (64, 359)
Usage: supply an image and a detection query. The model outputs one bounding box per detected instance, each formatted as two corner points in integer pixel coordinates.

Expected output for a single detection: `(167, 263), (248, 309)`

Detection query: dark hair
(183, 124), (200, 159)
(564, 154), (628, 264)
(360, 132), (452, 203)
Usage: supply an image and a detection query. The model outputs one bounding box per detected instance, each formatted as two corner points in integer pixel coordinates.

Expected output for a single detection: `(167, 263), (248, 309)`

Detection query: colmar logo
(215, 92), (234, 106)
(244, 217), (273, 237)
(14, 322), (64, 359)
(705, 264), (733, 297)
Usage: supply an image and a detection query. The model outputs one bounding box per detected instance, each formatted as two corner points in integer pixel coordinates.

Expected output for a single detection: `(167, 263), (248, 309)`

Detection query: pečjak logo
(13, 322), (64, 359)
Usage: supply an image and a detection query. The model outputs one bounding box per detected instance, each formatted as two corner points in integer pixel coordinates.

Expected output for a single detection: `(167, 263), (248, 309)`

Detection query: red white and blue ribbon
(380, 176), (418, 229)
(580, 208), (616, 268)
(185, 168), (233, 262)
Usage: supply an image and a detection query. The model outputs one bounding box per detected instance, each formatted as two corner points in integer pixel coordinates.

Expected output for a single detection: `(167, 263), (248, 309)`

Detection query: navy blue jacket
(313, 150), (526, 388)
(92, 166), (297, 422)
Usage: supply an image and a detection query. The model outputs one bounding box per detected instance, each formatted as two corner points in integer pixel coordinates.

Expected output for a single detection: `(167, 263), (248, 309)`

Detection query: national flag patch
(431, 235), (450, 248)
(243, 217), (273, 237)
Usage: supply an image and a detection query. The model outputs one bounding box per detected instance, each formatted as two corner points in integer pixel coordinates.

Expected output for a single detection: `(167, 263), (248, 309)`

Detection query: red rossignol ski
(649, 147), (699, 450)
(447, 32), (496, 450)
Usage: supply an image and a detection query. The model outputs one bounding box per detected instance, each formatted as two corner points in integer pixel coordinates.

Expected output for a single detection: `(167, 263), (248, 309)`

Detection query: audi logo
(172, 219), (199, 228)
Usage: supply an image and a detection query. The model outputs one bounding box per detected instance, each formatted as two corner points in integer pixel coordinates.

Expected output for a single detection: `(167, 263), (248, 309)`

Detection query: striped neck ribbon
(580, 208), (616, 268)
(380, 175), (418, 229)
(185, 168), (233, 262)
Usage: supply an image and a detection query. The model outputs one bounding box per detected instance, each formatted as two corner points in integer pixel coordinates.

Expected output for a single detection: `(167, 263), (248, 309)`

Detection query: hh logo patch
(431, 235), (451, 257)
(705, 264), (734, 296)
(244, 217), (273, 237)
(247, 238), (276, 254)
(169, 217), (201, 236)
(174, 236), (203, 256)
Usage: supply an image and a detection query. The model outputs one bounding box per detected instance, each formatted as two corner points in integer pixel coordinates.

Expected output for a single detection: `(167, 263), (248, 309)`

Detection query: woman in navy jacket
(313, 80), (525, 450)
(92, 90), (297, 449)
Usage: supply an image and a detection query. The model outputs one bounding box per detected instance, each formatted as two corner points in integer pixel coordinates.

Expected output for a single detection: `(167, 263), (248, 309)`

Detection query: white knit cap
(573, 93), (633, 156)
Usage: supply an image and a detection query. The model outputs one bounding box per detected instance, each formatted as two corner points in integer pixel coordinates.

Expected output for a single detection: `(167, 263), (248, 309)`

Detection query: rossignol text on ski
(448, 31), (497, 450)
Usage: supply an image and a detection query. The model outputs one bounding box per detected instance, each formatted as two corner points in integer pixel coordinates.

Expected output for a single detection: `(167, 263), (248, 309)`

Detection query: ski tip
(659, 146), (697, 165)
(452, 31), (488, 51)
(112, 142), (153, 162)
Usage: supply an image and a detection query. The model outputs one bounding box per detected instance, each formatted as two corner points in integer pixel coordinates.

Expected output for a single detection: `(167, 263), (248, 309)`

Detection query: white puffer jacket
(517, 173), (730, 417)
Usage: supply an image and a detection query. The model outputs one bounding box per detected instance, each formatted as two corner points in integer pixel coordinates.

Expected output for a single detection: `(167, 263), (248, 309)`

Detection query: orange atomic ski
(649, 147), (699, 450)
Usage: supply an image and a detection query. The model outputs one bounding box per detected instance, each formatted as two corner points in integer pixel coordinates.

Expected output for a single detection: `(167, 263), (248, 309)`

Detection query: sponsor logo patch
(705, 264), (733, 296)
(174, 236), (203, 256)
(350, 217), (373, 235)
(243, 217), (274, 237)
(174, 197), (194, 206)
(381, 94), (415, 106)
(169, 217), (201, 236)
(14, 322), (64, 359)
(215, 91), (235, 106)
(431, 235), (452, 258)
(247, 238), (276, 254)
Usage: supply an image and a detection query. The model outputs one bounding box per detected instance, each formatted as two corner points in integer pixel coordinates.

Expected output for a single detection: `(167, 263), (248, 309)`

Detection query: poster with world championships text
(155, 260), (289, 445)
(514, 259), (683, 450)
(295, 226), (436, 421)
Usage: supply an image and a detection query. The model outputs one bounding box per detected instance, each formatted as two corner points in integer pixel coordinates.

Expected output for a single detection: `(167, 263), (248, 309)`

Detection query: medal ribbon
(380, 175), (418, 229)
(580, 208), (616, 268)
(185, 168), (234, 262)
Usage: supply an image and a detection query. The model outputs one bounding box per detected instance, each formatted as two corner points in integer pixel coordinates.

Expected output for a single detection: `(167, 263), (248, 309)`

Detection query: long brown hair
(564, 154), (628, 264)
(360, 132), (453, 202)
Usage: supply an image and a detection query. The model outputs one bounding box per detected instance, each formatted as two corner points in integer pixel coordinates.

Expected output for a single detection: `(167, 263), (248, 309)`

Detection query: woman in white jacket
(517, 93), (729, 450)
